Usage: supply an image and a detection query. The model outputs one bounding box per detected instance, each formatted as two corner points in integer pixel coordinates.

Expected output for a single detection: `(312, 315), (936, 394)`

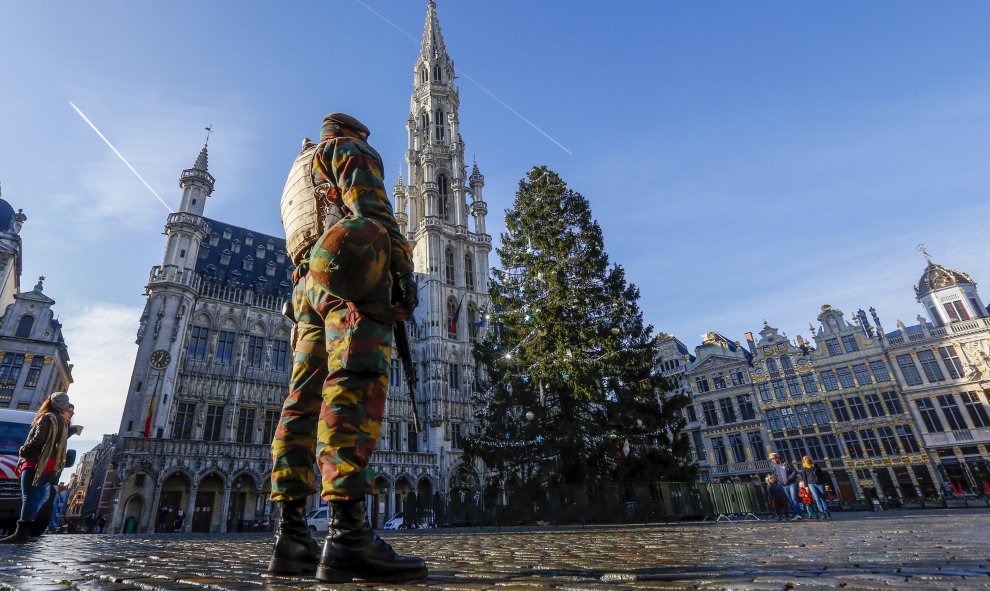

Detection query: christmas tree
(465, 166), (695, 491)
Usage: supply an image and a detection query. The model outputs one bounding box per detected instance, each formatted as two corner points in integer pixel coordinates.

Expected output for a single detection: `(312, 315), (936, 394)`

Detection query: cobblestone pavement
(1, 509), (989, 591)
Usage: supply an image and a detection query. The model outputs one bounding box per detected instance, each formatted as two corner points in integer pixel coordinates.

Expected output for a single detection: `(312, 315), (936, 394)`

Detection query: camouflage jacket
(313, 119), (413, 278)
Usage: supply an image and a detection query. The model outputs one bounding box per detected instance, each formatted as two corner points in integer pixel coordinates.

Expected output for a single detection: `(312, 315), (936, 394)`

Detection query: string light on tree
(462, 166), (696, 489)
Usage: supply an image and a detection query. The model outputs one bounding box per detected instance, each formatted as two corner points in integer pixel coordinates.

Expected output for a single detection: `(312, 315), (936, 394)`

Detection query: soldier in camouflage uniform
(268, 113), (425, 583)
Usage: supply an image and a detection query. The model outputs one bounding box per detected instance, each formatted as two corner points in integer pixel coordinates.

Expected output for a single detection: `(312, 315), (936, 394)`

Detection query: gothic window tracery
(434, 108), (445, 141)
(433, 64), (442, 81)
(464, 253), (474, 289)
(444, 247), (455, 286)
(437, 174), (450, 221)
(467, 303), (478, 341)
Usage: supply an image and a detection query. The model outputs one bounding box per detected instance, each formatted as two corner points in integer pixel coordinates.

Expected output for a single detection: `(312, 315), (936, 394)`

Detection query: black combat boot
(267, 499), (320, 575)
(0, 521), (33, 544)
(316, 499), (428, 583)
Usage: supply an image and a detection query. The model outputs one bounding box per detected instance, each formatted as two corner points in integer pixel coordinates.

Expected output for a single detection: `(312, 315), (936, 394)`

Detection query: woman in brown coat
(1, 392), (74, 543)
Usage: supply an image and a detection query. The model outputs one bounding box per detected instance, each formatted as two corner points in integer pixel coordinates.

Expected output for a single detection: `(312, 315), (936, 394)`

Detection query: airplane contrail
(352, 0), (574, 156)
(69, 101), (173, 213)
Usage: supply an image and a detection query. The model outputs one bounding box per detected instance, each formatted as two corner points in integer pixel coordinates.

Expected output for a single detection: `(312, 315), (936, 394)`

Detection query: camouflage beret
(322, 113), (371, 138)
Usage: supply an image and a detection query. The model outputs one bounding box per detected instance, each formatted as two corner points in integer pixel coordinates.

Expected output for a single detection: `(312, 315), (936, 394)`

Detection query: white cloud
(32, 91), (257, 243)
(58, 301), (141, 455)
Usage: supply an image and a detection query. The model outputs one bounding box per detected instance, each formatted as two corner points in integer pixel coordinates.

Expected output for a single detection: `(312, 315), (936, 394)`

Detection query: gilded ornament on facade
(960, 339), (990, 380)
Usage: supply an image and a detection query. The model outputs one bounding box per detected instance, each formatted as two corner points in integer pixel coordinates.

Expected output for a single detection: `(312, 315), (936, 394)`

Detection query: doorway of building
(192, 491), (214, 533)
(158, 491), (182, 533)
(893, 465), (918, 499)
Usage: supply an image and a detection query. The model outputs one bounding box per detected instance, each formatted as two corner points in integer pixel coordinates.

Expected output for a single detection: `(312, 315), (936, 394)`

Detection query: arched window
(464, 253), (475, 290)
(434, 109), (445, 141)
(447, 297), (458, 339)
(780, 355), (794, 372)
(420, 112), (429, 140)
(444, 247), (455, 286)
(421, 67), (428, 84)
(467, 303), (478, 341)
(437, 174), (450, 221)
(765, 357), (779, 378)
(433, 64), (442, 81)
(15, 315), (34, 339)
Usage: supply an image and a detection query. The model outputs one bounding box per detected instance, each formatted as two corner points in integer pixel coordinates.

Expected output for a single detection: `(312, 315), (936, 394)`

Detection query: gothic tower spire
(178, 129), (215, 216)
(398, 0), (492, 473)
(421, 0), (446, 58)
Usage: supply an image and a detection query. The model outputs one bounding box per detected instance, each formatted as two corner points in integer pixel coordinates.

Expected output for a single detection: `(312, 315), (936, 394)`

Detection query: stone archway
(157, 472), (191, 533)
(122, 494), (144, 534)
(228, 473), (258, 532)
(417, 477), (434, 499)
(446, 465), (479, 527)
(413, 477), (435, 527)
(394, 476), (414, 516)
(259, 475), (274, 530)
(449, 464), (479, 495)
(372, 476), (390, 528)
(193, 473), (225, 533)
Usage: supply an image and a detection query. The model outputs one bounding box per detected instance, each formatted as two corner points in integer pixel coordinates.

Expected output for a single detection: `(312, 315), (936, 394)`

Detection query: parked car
(306, 507), (328, 534)
(383, 509), (435, 530)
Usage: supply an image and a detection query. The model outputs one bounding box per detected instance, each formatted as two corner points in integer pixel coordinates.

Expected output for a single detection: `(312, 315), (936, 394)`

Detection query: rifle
(394, 321), (421, 432)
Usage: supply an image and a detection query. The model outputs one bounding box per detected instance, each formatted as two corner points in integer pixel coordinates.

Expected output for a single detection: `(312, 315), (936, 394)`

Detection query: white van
(306, 506), (328, 534)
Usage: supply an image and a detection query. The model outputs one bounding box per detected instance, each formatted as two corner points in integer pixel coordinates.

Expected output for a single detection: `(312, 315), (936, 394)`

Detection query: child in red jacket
(798, 481), (819, 519)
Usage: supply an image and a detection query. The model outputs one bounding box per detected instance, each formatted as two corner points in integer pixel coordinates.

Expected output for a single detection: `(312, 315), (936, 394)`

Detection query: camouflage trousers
(270, 261), (393, 503)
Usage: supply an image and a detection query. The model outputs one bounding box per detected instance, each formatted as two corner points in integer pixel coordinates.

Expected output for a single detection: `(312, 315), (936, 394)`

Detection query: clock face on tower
(149, 349), (171, 370)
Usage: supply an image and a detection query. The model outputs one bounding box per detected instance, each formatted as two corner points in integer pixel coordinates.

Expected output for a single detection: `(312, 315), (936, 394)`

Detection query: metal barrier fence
(399, 481), (771, 528)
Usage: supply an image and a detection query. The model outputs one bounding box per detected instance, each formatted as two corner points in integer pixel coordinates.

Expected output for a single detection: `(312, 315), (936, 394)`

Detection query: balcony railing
(887, 317), (990, 346)
(166, 212), (211, 233)
(371, 450), (438, 468)
(120, 437), (268, 461)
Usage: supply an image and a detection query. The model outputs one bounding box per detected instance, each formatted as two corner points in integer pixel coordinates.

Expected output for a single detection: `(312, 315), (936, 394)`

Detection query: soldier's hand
(396, 273), (419, 315)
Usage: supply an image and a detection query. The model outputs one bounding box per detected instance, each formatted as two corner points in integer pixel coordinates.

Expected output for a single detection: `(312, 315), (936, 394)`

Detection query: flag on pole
(449, 294), (465, 335)
(143, 392), (156, 439)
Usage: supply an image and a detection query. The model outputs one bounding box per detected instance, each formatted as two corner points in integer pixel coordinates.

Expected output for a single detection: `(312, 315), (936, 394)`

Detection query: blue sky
(3, 1), (990, 452)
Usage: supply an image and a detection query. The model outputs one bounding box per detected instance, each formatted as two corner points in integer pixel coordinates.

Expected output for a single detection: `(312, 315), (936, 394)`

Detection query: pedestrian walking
(157, 506), (171, 533)
(268, 113), (425, 583)
(49, 483), (69, 533)
(765, 475), (790, 521)
(174, 509), (185, 532)
(798, 482), (819, 519)
(1, 392), (78, 544)
(799, 455), (832, 519)
(768, 452), (802, 519)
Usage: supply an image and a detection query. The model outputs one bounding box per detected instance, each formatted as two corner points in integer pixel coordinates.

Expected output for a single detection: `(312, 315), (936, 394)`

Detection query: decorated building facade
(659, 254), (990, 504)
(0, 194), (73, 411)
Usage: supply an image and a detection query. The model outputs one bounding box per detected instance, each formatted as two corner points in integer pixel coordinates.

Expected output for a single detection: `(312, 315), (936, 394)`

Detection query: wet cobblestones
(0, 509), (988, 591)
